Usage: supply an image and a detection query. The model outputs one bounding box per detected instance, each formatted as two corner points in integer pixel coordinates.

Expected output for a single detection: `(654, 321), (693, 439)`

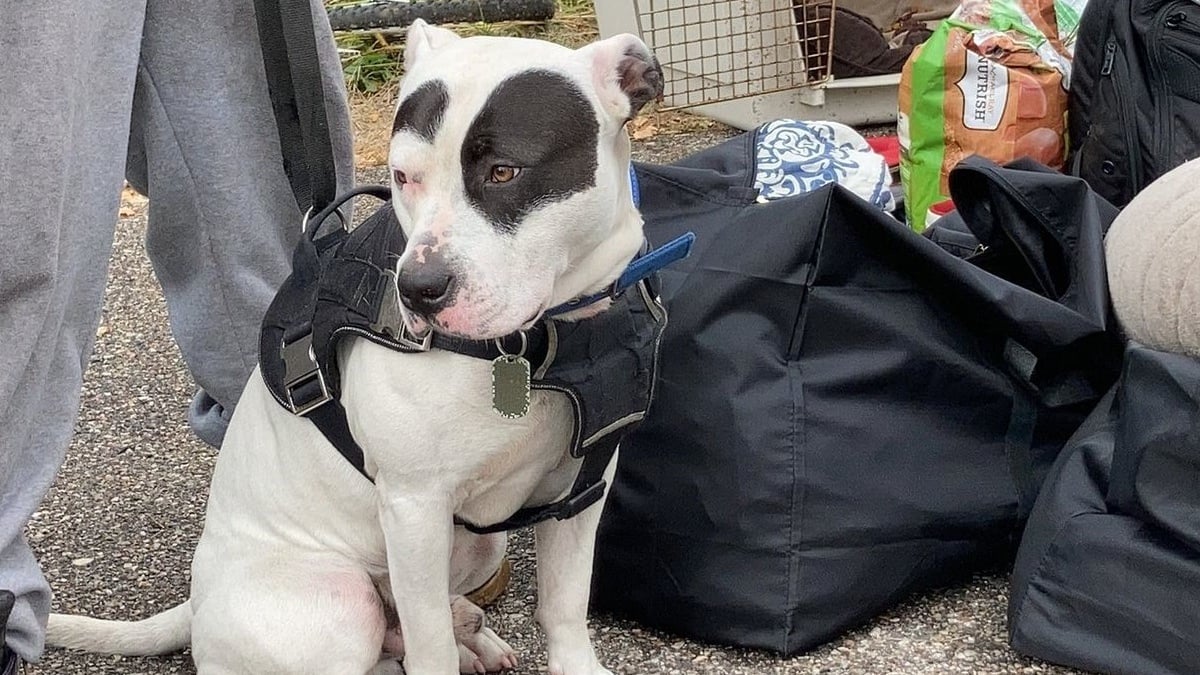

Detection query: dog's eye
(393, 170), (408, 186)
(489, 165), (521, 184)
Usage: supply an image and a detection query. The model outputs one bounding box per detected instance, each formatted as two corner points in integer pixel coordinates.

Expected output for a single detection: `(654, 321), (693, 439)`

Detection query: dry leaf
(632, 123), (658, 140)
(121, 184), (147, 203)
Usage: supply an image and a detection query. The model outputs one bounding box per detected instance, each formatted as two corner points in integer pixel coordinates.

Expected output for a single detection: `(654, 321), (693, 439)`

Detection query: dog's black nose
(397, 264), (456, 315)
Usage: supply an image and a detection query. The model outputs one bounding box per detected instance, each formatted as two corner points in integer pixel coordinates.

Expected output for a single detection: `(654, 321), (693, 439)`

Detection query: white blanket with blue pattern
(753, 120), (895, 213)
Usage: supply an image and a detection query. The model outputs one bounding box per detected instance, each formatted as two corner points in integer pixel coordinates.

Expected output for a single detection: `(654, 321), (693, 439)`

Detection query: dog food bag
(1053, 0), (1088, 57)
(899, 0), (1082, 230)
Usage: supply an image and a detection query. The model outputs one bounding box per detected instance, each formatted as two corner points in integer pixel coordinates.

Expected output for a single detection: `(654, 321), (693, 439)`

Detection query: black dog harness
(258, 183), (692, 534)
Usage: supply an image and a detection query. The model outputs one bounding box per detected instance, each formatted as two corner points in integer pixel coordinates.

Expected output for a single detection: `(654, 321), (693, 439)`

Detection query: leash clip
(281, 333), (333, 415)
(301, 205), (348, 236)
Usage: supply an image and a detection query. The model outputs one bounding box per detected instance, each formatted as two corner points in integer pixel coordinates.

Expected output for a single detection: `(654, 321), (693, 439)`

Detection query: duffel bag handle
(948, 157), (1124, 516)
(947, 156), (1083, 301)
(946, 155), (1120, 373)
(949, 157), (1118, 398)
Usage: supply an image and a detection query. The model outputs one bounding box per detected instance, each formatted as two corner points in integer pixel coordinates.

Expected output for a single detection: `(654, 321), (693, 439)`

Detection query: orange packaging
(898, 0), (1076, 230)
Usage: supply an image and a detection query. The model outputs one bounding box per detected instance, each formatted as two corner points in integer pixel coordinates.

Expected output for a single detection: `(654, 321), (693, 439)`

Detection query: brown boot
(464, 558), (511, 608)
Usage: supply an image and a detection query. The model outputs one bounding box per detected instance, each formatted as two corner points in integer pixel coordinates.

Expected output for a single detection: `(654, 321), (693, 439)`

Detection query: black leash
(253, 0), (339, 215)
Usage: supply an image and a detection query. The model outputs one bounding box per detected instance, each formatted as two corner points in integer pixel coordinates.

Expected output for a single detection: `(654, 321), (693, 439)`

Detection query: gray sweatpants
(0, 0), (354, 660)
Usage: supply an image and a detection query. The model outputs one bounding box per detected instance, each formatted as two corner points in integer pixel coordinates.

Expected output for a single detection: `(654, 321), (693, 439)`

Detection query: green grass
(327, 0), (598, 94)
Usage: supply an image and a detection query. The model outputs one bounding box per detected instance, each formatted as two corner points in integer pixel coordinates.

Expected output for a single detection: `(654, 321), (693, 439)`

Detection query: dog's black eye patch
(462, 70), (599, 234)
(392, 79), (449, 142)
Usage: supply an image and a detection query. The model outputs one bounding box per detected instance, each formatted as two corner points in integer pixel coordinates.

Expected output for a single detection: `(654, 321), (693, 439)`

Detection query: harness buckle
(373, 268), (432, 352)
(392, 319), (433, 352)
(281, 333), (333, 415)
(554, 480), (608, 521)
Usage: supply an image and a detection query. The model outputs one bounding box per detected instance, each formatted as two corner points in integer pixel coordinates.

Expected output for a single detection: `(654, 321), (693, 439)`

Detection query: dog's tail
(46, 600), (191, 656)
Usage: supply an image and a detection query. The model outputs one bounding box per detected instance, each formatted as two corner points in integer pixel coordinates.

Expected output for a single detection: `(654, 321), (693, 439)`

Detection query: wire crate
(597, 0), (903, 129)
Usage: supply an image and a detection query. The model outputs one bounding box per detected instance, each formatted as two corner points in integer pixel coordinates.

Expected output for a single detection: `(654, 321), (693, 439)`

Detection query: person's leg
(126, 0), (355, 448)
(0, 1), (148, 661)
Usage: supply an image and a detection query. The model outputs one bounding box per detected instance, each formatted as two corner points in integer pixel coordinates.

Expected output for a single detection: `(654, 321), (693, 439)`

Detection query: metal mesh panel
(634, 0), (835, 110)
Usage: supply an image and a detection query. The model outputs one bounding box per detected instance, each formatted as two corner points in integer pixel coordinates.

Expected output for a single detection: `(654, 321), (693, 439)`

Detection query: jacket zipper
(1101, 40), (1116, 75)
(1099, 38), (1142, 196)
(1148, 2), (1200, 174)
(1164, 10), (1200, 41)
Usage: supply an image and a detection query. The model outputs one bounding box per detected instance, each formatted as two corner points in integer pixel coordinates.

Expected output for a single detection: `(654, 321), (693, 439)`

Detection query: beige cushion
(1106, 158), (1200, 358)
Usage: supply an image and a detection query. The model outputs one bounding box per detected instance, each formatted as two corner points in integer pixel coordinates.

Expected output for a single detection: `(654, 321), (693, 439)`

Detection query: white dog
(46, 20), (674, 675)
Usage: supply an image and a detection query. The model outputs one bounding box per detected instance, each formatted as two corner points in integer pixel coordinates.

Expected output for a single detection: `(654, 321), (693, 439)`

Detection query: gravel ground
(27, 128), (1086, 675)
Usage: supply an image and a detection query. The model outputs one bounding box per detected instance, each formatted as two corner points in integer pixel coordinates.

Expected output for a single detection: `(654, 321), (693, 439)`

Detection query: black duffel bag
(592, 140), (1124, 654)
(1009, 343), (1200, 675)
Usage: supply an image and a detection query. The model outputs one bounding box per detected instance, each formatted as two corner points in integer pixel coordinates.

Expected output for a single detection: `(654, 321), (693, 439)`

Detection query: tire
(327, 0), (558, 31)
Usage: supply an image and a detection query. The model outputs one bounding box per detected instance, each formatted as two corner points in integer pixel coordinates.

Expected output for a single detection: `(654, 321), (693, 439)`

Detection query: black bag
(1066, 0), (1200, 207)
(1009, 343), (1200, 675)
(592, 137), (1123, 654)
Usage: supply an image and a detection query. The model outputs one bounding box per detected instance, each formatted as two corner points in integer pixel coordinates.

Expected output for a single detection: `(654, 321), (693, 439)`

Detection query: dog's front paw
(542, 621), (610, 675)
(548, 659), (613, 675)
(368, 659), (405, 675)
(547, 644), (612, 675)
(451, 596), (517, 673)
(458, 626), (518, 673)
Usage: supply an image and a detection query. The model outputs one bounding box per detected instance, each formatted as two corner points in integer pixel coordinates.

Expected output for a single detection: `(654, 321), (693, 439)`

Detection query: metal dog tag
(492, 354), (531, 419)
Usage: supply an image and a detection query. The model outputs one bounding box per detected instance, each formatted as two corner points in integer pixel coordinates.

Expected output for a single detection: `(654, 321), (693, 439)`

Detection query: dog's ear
(577, 34), (664, 123)
(405, 19), (462, 72)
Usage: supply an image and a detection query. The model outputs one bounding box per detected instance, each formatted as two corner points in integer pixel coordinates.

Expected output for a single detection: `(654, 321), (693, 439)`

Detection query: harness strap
(455, 437), (620, 534)
(309, 399), (373, 481)
(319, 258), (389, 320)
(299, 367), (609, 534)
(280, 321), (373, 480)
(296, 337), (611, 533)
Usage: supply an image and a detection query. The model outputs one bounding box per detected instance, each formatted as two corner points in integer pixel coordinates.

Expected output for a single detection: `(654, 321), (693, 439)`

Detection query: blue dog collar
(545, 165), (694, 318)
